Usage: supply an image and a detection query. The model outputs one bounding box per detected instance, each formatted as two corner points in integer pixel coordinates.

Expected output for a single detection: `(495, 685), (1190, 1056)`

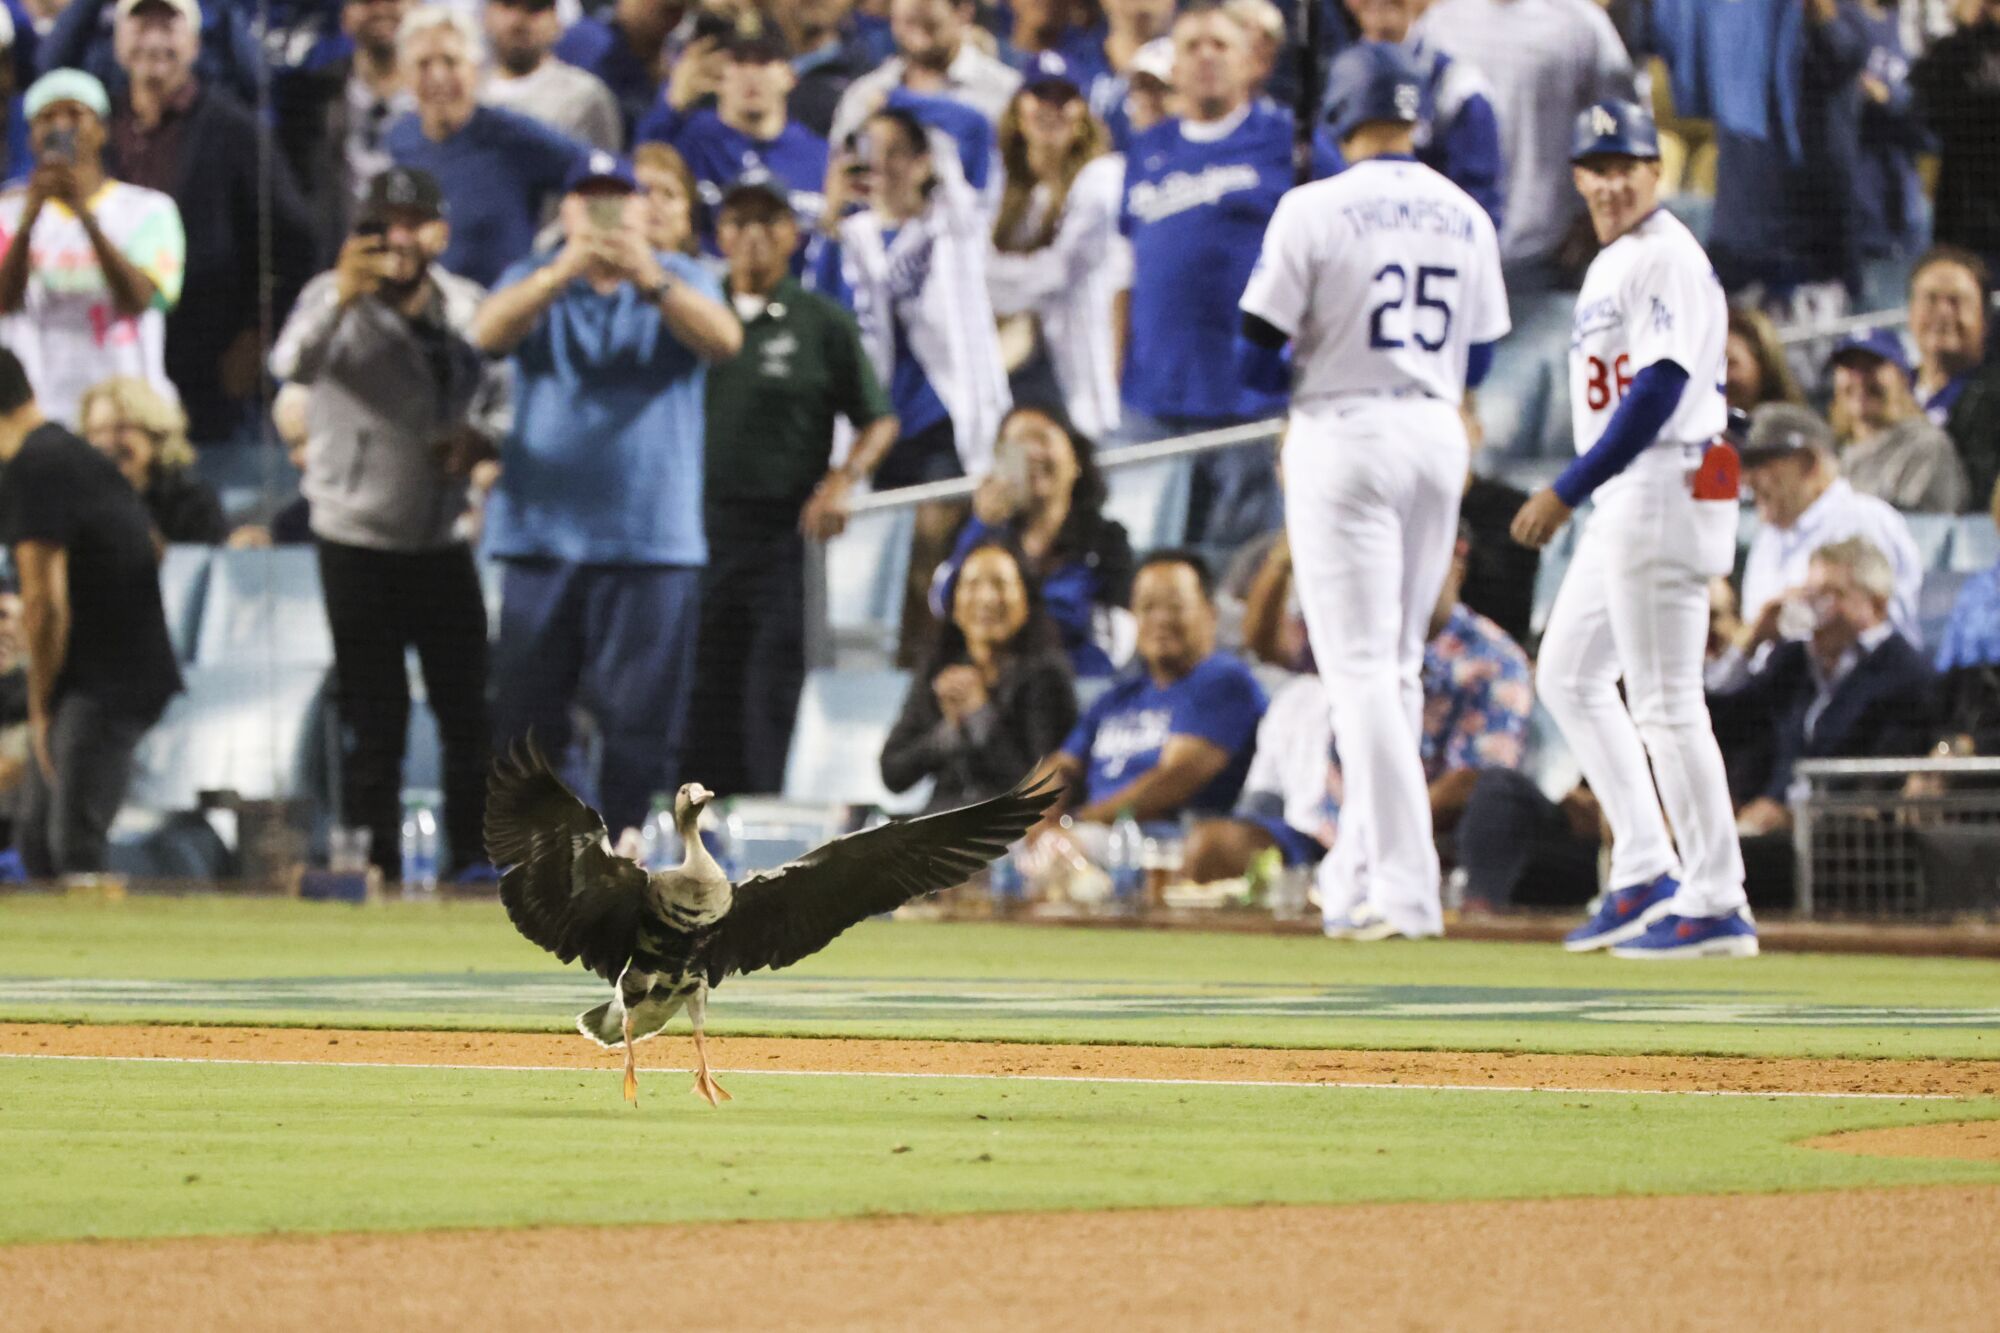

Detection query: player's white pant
(1283, 395), (1468, 937)
(1535, 448), (1748, 919)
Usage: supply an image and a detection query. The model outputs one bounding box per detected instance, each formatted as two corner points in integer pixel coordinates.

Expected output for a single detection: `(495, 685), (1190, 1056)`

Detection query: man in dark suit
(1712, 534), (1935, 902)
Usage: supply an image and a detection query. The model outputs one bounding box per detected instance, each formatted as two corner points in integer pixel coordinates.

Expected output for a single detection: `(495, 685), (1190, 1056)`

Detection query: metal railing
(1792, 757), (2000, 919)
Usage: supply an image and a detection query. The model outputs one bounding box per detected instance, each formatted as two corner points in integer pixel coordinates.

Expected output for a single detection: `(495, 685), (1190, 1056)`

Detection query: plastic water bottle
(1107, 808), (1146, 911)
(703, 801), (745, 880)
(638, 795), (682, 870)
(989, 839), (1025, 907)
(399, 794), (439, 895)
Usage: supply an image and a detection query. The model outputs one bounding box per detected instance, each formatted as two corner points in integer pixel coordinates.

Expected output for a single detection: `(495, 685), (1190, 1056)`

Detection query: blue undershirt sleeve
(1552, 360), (1690, 508)
(1467, 340), (1496, 390)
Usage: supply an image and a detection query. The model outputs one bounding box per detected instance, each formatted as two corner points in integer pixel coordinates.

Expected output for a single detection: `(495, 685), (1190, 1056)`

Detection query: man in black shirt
(0, 348), (181, 876)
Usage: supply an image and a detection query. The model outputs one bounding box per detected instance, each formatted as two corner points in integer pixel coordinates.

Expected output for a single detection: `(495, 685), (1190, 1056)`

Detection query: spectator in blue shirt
(384, 6), (585, 287)
(551, 0), (680, 142)
(1116, 2), (1335, 551)
(1038, 548), (1268, 825)
(470, 151), (743, 838)
(637, 27), (829, 254)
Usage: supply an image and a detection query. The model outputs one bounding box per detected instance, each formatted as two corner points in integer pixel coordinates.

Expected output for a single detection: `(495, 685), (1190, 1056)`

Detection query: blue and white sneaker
(1562, 873), (1679, 952)
(1609, 910), (1760, 959)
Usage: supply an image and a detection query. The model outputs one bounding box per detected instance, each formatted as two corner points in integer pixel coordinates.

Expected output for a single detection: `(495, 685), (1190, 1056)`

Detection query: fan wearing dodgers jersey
(1508, 100), (1759, 960)
(1237, 43), (1509, 942)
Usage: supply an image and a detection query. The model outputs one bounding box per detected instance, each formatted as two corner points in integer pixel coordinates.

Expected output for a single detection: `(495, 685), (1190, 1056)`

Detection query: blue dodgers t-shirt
(483, 252), (724, 568)
(634, 107), (830, 253)
(1061, 652), (1268, 813)
(385, 106), (585, 288)
(1119, 102), (1337, 421)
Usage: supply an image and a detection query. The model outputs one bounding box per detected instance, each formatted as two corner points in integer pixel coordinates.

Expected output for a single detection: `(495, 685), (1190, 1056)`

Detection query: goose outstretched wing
(485, 737), (650, 983)
(704, 776), (1061, 983)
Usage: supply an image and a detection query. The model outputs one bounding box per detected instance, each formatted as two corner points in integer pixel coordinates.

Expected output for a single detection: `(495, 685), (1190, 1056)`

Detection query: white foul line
(0, 1051), (1980, 1101)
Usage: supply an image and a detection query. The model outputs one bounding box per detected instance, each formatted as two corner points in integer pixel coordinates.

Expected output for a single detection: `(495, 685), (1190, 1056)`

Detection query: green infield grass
(3, 1055), (1997, 1244)
(3, 897), (1999, 1059)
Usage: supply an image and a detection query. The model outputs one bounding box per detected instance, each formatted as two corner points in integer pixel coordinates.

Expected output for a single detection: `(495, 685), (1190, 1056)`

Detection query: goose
(484, 738), (1059, 1105)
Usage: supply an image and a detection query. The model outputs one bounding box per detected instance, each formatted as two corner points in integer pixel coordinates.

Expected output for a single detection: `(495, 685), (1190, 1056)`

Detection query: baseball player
(1509, 100), (1758, 959)
(1238, 42), (1509, 941)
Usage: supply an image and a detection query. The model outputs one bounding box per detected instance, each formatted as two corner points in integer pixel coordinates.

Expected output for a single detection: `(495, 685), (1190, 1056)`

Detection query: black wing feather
(704, 775), (1062, 984)
(484, 735), (650, 983)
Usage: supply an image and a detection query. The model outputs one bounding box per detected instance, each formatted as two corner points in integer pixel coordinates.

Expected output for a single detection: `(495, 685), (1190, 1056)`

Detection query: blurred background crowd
(0, 0), (1996, 915)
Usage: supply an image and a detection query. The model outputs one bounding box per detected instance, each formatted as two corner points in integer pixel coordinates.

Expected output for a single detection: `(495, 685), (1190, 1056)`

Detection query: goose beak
(687, 784), (714, 811)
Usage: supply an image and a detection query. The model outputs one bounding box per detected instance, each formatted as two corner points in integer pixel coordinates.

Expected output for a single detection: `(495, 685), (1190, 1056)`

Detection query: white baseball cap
(1130, 37), (1174, 86)
(115, 0), (204, 31)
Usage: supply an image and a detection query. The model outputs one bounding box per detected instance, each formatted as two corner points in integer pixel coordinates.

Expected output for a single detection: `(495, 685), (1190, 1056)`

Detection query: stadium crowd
(0, 0), (1997, 911)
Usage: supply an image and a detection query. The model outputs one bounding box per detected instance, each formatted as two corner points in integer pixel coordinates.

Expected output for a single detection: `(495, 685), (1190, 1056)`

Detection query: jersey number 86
(1583, 353), (1634, 410)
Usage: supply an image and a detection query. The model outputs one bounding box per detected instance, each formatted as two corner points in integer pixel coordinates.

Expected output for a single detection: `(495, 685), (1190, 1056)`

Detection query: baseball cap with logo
(1740, 402), (1833, 467)
(564, 150), (638, 194)
(718, 167), (791, 216)
(1321, 42), (1424, 143)
(1023, 51), (1081, 101)
(114, 0), (203, 30)
(359, 167), (446, 224)
(1826, 327), (1913, 377)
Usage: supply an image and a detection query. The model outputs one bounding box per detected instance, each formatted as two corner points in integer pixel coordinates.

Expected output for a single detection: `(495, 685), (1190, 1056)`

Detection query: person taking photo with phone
(270, 166), (507, 884)
(0, 70), (185, 428)
(472, 151), (740, 842)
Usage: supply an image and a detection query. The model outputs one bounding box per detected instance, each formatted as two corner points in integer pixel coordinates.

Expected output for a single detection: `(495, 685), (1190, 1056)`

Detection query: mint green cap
(24, 69), (111, 123)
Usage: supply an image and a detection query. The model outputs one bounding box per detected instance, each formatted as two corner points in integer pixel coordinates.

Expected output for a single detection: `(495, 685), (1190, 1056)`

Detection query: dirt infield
(4, 1186), (1998, 1332)
(9, 1024), (2000, 1329)
(1805, 1120), (2000, 1161)
(4, 1022), (1997, 1097)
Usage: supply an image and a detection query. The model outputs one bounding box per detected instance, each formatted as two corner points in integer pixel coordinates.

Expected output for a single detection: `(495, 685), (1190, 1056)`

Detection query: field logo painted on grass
(3, 975), (2000, 1028)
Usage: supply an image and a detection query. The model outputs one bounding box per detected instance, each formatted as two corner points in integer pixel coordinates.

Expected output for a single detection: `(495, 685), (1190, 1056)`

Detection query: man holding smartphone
(472, 152), (741, 840)
(0, 69), (185, 427)
(270, 166), (505, 884)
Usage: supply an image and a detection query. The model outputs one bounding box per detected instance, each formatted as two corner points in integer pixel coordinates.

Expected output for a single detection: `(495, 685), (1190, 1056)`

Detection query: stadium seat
(123, 662), (334, 812)
(1950, 515), (2000, 573)
(1918, 568), (1969, 650)
(193, 547), (333, 668)
(158, 544), (213, 663)
(1905, 514), (1956, 572)
(1100, 455), (1193, 552)
(782, 667), (930, 813)
(824, 506), (915, 664)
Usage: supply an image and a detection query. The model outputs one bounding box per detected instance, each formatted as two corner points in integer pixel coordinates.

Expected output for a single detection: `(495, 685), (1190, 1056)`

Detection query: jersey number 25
(1583, 353), (1634, 410)
(1368, 264), (1456, 351)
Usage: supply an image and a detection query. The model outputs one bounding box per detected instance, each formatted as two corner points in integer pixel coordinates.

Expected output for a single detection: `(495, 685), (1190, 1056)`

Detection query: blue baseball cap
(1571, 99), (1660, 162)
(1321, 42), (1424, 143)
(564, 150), (637, 194)
(1022, 51), (1081, 99)
(1826, 327), (1912, 376)
(24, 69), (111, 122)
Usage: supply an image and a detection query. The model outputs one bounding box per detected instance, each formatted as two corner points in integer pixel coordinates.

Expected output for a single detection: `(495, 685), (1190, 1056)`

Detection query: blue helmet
(1570, 99), (1660, 163)
(1322, 42), (1425, 143)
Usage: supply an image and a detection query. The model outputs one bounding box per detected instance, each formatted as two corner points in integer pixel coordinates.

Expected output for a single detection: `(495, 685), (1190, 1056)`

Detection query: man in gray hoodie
(270, 166), (508, 882)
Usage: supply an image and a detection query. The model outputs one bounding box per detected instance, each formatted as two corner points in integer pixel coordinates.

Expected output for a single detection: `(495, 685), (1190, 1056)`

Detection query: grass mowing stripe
(6, 1057), (2000, 1244)
(0, 1051), (1973, 1100)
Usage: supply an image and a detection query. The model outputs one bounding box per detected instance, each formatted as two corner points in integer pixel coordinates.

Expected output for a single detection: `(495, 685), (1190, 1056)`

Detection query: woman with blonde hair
(633, 141), (704, 259)
(77, 377), (227, 544)
(986, 55), (1124, 439)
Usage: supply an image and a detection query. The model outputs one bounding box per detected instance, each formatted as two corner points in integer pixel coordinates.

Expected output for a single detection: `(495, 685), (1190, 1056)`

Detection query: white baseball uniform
(1241, 156), (1509, 936)
(1536, 207), (1748, 919)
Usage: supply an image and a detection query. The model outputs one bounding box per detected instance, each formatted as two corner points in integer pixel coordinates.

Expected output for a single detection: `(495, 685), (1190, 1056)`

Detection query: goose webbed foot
(691, 1027), (731, 1106)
